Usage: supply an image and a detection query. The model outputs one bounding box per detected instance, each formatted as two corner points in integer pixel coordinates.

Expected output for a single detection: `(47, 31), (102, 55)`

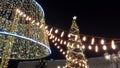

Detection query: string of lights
(16, 8), (119, 53)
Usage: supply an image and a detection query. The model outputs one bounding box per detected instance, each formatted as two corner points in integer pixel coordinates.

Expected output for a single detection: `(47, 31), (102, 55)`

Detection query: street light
(104, 51), (120, 68)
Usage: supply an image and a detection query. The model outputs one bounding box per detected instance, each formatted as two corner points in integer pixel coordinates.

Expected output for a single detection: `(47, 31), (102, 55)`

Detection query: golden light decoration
(103, 45), (107, 51)
(88, 45), (92, 50)
(91, 37), (95, 45)
(111, 40), (116, 50)
(95, 45), (98, 52)
(100, 39), (105, 45)
(82, 36), (87, 41)
(0, 0), (51, 68)
(60, 31), (64, 37)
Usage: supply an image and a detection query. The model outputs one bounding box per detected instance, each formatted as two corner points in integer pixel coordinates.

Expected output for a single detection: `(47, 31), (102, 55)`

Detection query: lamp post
(104, 51), (120, 68)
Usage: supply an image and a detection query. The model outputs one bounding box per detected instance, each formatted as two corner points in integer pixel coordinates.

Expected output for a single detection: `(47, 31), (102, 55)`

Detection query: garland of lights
(16, 8), (119, 53)
(16, 8), (120, 68)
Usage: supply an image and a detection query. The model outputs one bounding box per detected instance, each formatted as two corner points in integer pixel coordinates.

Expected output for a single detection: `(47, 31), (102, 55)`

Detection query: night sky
(35, 0), (120, 60)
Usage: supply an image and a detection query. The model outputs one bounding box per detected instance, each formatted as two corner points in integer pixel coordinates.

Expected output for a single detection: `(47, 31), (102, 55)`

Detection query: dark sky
(36, 0), (120, 59)
(38, 0), (120, 38)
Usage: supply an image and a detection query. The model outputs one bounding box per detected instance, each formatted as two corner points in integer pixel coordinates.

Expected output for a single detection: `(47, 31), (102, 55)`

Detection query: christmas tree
(65, 16), (87, 68)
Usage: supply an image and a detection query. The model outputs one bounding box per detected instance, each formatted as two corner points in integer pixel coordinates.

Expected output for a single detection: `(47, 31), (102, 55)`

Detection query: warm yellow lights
(68, 34), (71, 38)
(82, 36), (86, 41)
(19, 12), (23, 16)
(64, 41), (67, 45)
(31, 20), (35, 24)
(82, 45), (85, 49)
(103, 45), (107, 50)
(28, 17), (32, 21)
(95, 45), (98, 52)
(45, 26), (48, 29)
(91, 37), (95, 45)
(57, 46), (60, 49)
(77, 44), (80, 48)
(62, 52), (66, 55)
(40, 24), (43, 28)
(23, 14), (26, 17)
(26, 16), (29, 20)
(55, 29), (59, 34)
(100, 39), (105, 45)
(16, 9), (120, 58)
(60, 40), (63, 44)
(60, 31), (64, 37)
(36, 22), (40, 26)
(88, 45), (92, 50)
(111, 40), (116, 50)
(60, 49), (63, 52)
(49, 28), (53, 33)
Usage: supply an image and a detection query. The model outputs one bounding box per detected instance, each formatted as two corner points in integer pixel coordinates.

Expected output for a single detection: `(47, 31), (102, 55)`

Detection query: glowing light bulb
(103, 45), (107, 50)
(77, 44), (80, 48)
(57, 46), (60, 49)
(55, 37), (58, 41)
(45, 26), (48, 29)
(111, 40), (116, 50)
(82, 45), (85, 49)
(60, 40), (63, 44)
(52, 40), (55, 43)
(26, 16), (29, 20)
(54, 43), (57, 46)
(64, 41), (67, 45)
(82, 36), (86, 41)
(91, 37), (95, 45)
(60, 49), (63, 52)
(95, 45), (98, 52)
(55, 29), (58, 33)
(62, 52), (65, 55)
(19, 12), (23, 16)
(68, 34), (71, 38)
(28, 17), (32, 21)
(73, 16), (77, 20)
(23, 14), (26, 17)
(16, 9), (19, 13)
(60, 31), (64, 37)
(100, 39), (105, 45)
(57, 38), (60, 42)
(36, 22), (40, 26)
(40, 24), (43, 28)
(88, 45), (92, 50)
(50, 28), (53, 33)
(31, 20), (35, 24)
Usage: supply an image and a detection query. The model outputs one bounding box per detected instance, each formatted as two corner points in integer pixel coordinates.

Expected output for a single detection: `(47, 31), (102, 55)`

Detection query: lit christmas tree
(65, 16), (88, 68)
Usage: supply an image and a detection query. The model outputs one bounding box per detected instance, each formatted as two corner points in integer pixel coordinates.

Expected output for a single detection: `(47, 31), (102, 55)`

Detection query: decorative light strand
(16, 8), (120, 53)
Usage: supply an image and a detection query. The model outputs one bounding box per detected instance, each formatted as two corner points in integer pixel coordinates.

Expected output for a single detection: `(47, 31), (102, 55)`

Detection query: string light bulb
(60, 31), (64, 37)
(95, 45), (98, 52)
(55, 29), (58, 34)
(100, 39), (105, 45)
(103, 45), (107, 50)
(82, 36), (86, 41)
(91, 37), (95, 45)
(111, 40), (116, 50)
(31, 20), (35, 24)
(82, 45), (85, 49)
(88, 45), (92, 50)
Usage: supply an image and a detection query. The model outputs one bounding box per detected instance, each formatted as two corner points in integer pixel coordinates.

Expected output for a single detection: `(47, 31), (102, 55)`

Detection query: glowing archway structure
(0, 0), (51, 67)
